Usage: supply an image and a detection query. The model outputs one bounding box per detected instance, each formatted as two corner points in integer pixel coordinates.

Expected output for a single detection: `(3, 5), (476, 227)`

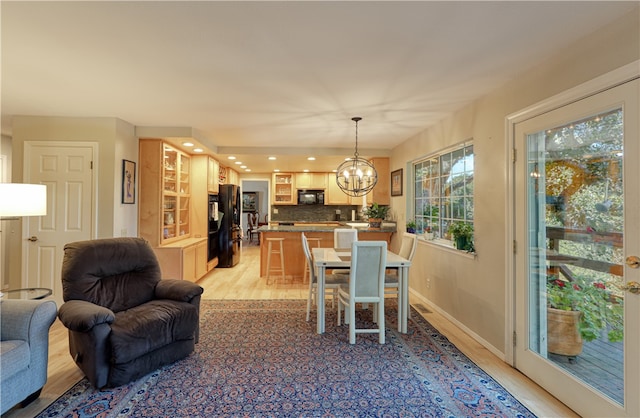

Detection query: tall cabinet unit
(139, 139), (206, 282)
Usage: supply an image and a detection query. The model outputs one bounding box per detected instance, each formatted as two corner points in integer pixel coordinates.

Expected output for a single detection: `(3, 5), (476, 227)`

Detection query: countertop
(257, 221), (397, 233)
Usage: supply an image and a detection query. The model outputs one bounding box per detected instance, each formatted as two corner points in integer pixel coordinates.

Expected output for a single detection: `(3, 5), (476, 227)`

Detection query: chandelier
(335, 117), (378, 197)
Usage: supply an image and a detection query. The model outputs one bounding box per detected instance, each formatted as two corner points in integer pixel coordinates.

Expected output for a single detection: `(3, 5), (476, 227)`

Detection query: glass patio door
(514, 79), (639, 417)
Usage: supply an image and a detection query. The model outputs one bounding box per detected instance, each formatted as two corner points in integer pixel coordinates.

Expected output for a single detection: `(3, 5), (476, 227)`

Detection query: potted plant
(364, 203), (390, 229)
(406, 220), (417, 233)
(546, 276), (623, 356)
(448, 222), (474, 251)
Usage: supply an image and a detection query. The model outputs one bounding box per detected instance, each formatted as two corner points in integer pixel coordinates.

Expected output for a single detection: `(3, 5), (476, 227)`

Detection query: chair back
(61, 237), (161, 312)
(334, 228), (358, 249)
(349, 241), (387, 299)
(248, 212), (258, 229)
(398, 232), (418, 261)
(301, 233), (316, 283)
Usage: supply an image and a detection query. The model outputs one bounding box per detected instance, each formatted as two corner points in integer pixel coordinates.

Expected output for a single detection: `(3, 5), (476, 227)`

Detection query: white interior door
(24, 142), (96, 306)
(514, 79), (639, 417)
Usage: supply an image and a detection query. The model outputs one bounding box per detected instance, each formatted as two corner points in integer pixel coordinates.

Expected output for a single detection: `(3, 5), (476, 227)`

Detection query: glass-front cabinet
(162, 145), (190, 241)
(272, 173), (295, 204)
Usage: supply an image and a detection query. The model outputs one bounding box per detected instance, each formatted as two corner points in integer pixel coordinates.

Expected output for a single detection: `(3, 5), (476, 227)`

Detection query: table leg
(400, 266), (409, 333)
(317, 264), (326, 334)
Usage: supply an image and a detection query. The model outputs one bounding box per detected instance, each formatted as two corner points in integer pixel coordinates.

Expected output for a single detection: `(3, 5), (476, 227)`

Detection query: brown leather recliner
(58, 237), (203, 388)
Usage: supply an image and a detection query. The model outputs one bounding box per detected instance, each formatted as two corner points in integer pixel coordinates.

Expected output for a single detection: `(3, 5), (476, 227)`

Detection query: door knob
(27, 236), (38, 242)
(621, 281), (640, 294)
(626, 256), (640, 269)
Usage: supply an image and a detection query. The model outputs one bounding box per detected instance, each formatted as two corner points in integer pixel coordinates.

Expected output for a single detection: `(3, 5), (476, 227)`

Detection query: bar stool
(265, 237), (286, 285)
(302, 237), (322, 284)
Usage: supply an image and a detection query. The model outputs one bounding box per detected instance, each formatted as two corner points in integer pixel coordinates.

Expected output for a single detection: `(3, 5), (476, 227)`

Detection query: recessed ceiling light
(307, 157), (316, 161)
(274, 169), (280, 172)
(268, 156), (276, 160)
(245, 169), (251, 172)
(228, 156), (236, 160)
(193, 148), (203, 153)
(303, 169), (309, 172)
(182, 142), (194, 147)
(235, 161), (242, 165)
(240, 165), (247, 169)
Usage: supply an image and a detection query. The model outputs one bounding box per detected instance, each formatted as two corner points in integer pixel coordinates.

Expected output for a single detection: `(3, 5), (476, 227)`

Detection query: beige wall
(11, 116), (138, 239)
(390, 8), (639, 354)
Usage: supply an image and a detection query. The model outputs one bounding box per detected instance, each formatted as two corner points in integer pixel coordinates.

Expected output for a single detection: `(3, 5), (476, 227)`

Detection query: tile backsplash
(271, 205), (363, 222)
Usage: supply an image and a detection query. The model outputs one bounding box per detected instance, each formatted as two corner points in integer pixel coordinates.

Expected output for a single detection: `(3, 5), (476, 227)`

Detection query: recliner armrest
(155, 279), (203, 302)
(58, 300), (115, 332)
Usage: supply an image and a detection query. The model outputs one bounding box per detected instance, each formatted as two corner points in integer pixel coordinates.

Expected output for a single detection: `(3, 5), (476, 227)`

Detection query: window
(413, 142), (474, 244)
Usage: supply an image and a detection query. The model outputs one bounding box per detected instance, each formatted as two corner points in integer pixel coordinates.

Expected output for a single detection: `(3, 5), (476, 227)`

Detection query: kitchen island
(256, 222), (396, 280)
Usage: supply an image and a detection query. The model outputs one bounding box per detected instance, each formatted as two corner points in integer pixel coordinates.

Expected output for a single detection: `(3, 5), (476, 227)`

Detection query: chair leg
(378, 301), (385, 344)
(349, 304), (356, 344)
(306, 283), (314, 322)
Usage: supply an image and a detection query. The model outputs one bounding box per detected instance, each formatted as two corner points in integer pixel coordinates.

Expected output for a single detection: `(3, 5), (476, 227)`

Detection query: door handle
(27, 236), (38, 242)
(626, 256), (640, 269)
(621, 281), (640, 294)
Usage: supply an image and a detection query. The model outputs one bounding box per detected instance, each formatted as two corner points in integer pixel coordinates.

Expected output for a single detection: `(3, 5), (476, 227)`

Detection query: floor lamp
(0, 183), (47, 295)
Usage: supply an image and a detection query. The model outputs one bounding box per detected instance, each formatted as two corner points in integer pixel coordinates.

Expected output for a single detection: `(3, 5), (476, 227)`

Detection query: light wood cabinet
(139, 139), (191, 246)
(227, 168), (239, 185)
(325, 173), (352, 205)
(369, 157), (390, 206)
(295, 172), (327, 189)
(153, 238), (208, 282)
(208, 157), (219, 193)
(272, 173), (295, 204)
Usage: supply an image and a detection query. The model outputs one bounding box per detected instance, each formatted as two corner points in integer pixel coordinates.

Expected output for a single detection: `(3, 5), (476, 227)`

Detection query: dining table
(312, 247), (412, 334)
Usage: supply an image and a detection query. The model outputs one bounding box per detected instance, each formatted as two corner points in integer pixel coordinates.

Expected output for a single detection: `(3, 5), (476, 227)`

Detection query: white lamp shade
(0, 183), (47, 217)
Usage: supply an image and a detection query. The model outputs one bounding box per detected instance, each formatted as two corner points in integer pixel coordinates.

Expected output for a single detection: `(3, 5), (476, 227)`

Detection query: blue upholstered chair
(0, 299), (57, 415)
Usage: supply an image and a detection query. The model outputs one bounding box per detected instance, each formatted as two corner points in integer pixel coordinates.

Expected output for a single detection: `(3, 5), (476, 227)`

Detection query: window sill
(417, 236), (477, 259)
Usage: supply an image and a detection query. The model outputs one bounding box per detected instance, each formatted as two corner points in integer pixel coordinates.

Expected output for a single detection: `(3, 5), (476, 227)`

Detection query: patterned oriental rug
(39, 300), (535, 417)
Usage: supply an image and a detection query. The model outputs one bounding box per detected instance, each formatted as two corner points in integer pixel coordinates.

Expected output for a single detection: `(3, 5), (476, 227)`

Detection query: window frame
(412, 140), (474, 251)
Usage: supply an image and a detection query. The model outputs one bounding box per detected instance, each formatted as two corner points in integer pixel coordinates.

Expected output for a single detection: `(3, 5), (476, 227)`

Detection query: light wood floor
(4, 243), (578, 418)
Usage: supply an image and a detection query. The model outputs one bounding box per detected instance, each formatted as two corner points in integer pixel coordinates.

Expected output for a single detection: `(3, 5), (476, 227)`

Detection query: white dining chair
(332, 228), (358, 275)
(302, 233), (347, 322)
(337, 241), (387, 344)
(333, 228), (358, 249)
(385, 232), (417, 295)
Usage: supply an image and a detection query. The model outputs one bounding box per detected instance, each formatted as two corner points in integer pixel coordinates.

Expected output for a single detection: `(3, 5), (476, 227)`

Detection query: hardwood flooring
(4, 243), (578, 417)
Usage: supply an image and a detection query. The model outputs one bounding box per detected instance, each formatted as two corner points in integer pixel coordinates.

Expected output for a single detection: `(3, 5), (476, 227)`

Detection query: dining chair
(302, 233), (347, 322)
(333, 228), (358, 249)
(337, 241), (387, 344)
(247, 212), (259, 242)
(385, 232), (417, 295)
(332, 228), (358, 275)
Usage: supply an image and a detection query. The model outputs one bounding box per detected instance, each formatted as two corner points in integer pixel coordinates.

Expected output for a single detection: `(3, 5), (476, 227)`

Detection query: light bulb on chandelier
(335, 117), (378, 197)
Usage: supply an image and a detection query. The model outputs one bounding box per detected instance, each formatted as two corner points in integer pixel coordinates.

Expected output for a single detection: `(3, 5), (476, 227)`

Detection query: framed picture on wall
(242, 192), (257, 212)
(391, 168), (403, 196)
(122, 159), (136, 204)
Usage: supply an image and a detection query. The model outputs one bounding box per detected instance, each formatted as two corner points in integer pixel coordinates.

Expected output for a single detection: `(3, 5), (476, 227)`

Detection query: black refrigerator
(217, 184), (241, 267)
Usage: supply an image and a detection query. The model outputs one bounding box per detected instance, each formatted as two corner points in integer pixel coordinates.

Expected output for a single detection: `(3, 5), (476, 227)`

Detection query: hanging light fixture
(335, 117), (378, 197)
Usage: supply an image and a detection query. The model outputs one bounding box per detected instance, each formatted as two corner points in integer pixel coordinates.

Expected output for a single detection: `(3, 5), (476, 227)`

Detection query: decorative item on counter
(406, 220), (417, 233)
(363, 203), (390, 229)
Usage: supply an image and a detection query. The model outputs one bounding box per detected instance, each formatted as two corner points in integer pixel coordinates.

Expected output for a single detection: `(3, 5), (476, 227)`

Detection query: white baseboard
(409, 289), (506, 362)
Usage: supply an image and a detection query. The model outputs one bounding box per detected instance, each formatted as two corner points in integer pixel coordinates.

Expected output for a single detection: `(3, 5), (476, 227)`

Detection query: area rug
(38, 300), (535, 417)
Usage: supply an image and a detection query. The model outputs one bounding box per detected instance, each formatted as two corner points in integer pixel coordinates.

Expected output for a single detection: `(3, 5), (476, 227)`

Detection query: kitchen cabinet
(208, 157), (219, 193)
(368, 157), (390, 206)
(153, 238), (208, 282)
(295, 172), (327, 189)
(227, 168), (239, 185)
(325, 173), (352, 205)
(139, 139), (191, 246)
(272, 173), (295, 204)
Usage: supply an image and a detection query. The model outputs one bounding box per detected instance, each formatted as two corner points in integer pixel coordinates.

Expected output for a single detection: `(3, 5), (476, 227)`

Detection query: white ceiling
(1, 1), (636, 173)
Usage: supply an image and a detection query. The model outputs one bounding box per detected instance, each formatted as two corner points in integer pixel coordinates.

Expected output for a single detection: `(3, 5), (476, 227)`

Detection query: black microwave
(297, 189), (324, 205)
